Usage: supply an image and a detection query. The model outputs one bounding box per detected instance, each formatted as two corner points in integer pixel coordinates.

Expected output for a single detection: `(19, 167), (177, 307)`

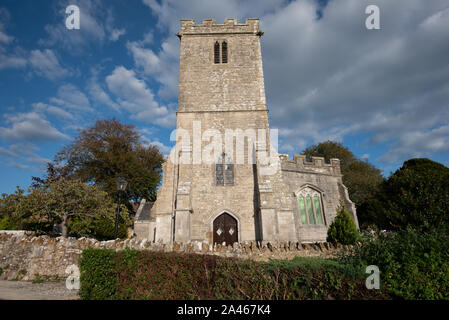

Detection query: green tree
(343, 160), (385, 206)
(0, 187), (26, 230)
(17, 179), (130, 238)
(31, 162), (73, 188)
(54, 118), (164, 205)
(302, 141), (384, 207)
(356, 198), (388, 230)
(0, 216), (13, 230)
(359, 158), (449, 232)
(302, 140), (356, 167)
(327, 200), (360, 245)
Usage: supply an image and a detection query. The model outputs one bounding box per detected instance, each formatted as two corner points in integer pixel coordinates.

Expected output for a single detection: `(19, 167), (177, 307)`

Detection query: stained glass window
(314, 195), (323, 224)
(298, 196), (307, 224)
(306, 195), (315, 224)
(298, 187), (325, 225)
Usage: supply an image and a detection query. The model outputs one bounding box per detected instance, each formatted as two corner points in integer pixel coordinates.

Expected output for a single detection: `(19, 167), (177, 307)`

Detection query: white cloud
(0, 112), (69, 142)
(0, 31), (13, 44)
(9, 161), (30, 170)
(139, 129), (173, 157)
(0, 8), (27, 70)
(109, 28), (126, 41)
(40, 0), (126, 53)
(87, 69), (121, 112)
(127, 38), (179, 99)
(50, 84), (92, 112)
(0, 51), (27, 69)
(28, 85), (92, 131)
(149, 140), (172, 156)
(140, 31), (154, 45)
(379, 124), (449, 163)
(260, 0), (449, 161)
(26, 154), (51, 165)
(0, 142), (51, 172)
(361, 154), (370, 161)
(106, 66), (176, 127)
(32, 102), (75, 120)
(29, 49), (69, 80)
(40, 0), (105, 51)
(127, 42), (162, 74)
(105, 6), (126, 41)
(142, 0), (285, 34)
(141, 0), (449, 164)
(106, 66), (156, 109)
(136, 0), (285, 100)
(0, 146), (18, 158)
(9, 143), (39, 157)
(0, 7), (13, 44)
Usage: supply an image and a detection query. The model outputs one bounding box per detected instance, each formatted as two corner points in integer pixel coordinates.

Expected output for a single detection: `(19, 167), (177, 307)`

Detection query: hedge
(78, 248), (388, 300)
(342, 228), (449, 299)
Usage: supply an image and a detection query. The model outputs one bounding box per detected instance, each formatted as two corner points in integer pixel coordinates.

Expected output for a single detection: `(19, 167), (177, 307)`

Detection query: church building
(134, 18), (358, 245)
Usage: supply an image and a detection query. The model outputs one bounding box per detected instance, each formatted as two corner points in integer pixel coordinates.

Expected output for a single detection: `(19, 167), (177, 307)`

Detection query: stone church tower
(134, 18), (358, 246)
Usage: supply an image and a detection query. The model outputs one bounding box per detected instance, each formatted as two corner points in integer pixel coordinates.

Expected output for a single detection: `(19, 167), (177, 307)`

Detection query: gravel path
(0, 280), (79, 300)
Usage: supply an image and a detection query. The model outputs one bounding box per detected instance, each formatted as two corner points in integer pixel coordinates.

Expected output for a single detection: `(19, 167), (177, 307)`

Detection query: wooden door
(213, 213), (238, 246)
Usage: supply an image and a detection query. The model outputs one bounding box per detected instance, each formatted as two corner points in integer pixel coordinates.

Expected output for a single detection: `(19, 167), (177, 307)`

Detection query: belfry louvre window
(214, 41), (220, 64)
(216, 153), (234, 186)
(297, 187), (325, 225)
(221, 41), (228, 63)
(214, 40), (228, 64)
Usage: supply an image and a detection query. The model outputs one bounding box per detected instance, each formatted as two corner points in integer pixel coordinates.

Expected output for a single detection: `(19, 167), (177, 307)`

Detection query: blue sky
(0, 0), (448, 194)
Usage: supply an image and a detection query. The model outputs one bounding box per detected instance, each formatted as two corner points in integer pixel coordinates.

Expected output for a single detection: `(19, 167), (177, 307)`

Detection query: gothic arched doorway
(213, 213), (238, 246)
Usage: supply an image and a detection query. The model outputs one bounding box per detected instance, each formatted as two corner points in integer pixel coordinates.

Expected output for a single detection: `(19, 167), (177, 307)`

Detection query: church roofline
(279, 154), (342, 175)
(178, 18), (263, 37)
(176, 109), (268, 114)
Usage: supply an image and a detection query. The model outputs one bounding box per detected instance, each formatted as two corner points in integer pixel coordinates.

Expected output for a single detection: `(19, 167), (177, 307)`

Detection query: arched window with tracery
(214, 41), (220, 64)
(297, 187), (325, 225)
(216, 153), (234, 186)
(221, 41), (228, 63)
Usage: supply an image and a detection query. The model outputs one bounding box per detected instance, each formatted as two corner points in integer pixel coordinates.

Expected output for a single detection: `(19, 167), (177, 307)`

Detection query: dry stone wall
(0, 231), (352, 281)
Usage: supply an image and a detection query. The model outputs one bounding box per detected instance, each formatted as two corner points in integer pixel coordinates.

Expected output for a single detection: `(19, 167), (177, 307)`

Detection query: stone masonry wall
(178, 18), (265, 112)
(148, 17), (271, 244)
(0, 231), (352, 281)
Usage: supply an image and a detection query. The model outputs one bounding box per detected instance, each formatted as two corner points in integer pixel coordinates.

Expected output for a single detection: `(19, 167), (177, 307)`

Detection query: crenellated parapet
(178, 18), (263, 37)
(279, 154), (342, 176)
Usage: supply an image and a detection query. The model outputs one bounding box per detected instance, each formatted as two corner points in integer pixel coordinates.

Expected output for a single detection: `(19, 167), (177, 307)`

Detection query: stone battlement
(178, 18), (262, 36)
(279, 154), (342, 175)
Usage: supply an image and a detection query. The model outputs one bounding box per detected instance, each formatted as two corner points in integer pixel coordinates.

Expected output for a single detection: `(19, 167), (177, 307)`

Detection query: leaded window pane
(214, 41), (220, 64)
(306, 195), (315, 224)
(224, 163), (234, 185)
(216, 163), (224, 185)
(222, 41), (228, 63)
(298, 196), (307, 224)
(314, 195), (323, 224)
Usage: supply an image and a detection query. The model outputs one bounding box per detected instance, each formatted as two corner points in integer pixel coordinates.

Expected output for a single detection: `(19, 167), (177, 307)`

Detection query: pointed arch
(221, 41), (228, 63)
(214, 41), (220, 64)
(209, 209), (241, 244)
(295, 184), (326, 225)
(294, 184), (325, 196)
